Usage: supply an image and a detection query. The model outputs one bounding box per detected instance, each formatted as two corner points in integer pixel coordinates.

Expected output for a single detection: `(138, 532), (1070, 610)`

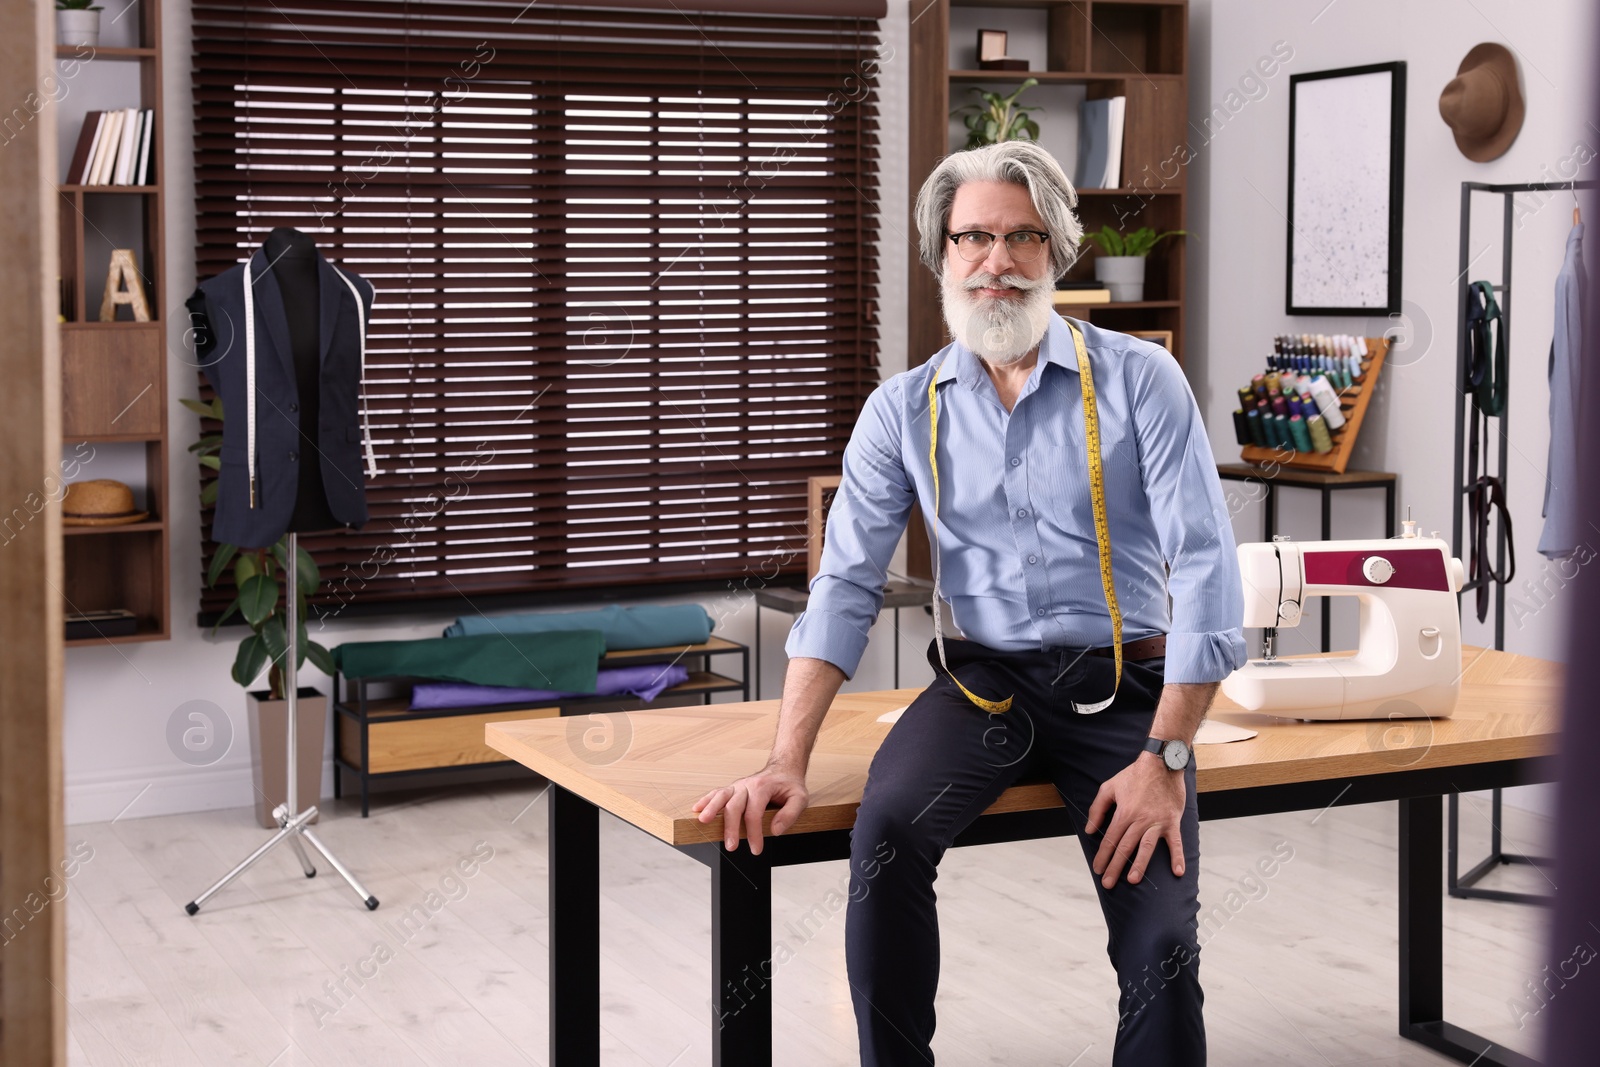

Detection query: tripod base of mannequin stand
(185, 532), (377, 916)
(185, 802), (379, 915)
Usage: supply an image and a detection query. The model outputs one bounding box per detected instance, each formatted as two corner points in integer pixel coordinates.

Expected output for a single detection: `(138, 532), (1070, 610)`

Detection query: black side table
(752, 581), (931, 698)
(1215, 463), (1398, 653)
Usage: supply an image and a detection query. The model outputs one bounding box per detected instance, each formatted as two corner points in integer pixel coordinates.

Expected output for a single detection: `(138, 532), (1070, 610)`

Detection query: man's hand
(1083, 754), (1187, 889)
(691, 760), (810, 855)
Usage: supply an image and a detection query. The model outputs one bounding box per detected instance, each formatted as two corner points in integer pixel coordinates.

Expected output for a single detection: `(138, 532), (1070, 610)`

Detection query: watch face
(1162, 739), (1190, 770)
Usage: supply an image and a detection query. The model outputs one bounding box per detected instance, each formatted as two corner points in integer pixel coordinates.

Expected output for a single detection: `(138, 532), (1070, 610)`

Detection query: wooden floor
(64, 780), (1553, 1066)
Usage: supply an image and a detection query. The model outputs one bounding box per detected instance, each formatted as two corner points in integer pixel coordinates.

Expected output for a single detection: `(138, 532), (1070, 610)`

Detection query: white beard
(940, 270), (1055, 367)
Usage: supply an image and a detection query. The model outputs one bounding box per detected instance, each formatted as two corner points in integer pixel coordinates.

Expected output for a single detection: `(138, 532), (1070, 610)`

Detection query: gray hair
(913, 141), (1084, 280)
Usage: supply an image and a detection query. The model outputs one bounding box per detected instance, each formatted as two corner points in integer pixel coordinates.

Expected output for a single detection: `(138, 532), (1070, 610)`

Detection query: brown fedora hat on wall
(61, 479), (149, 526)
(1439, 43), (1525, 162)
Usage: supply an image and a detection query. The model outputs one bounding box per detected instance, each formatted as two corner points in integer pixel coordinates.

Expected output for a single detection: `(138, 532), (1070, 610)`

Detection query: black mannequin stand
(186, 229), (378, 916)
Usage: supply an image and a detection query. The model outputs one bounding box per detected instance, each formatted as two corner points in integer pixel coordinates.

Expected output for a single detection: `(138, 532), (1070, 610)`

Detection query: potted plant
(186, 397), (337, 828)
(952, 78), (1041, 149)
(1085, 224), (1187, 302)
(56, 0), (103, 48)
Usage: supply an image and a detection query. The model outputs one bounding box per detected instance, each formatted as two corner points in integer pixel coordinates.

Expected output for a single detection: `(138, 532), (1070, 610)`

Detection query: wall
(1187, 0), (1596, 812)
(61, 2), (928, 825)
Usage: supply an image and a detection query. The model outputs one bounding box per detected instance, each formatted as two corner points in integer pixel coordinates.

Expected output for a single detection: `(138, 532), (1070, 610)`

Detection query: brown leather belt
(1087, 635), (1166, 662)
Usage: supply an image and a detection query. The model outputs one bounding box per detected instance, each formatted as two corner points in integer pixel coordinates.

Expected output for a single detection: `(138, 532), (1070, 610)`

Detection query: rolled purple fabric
(409, 662), (691, 710)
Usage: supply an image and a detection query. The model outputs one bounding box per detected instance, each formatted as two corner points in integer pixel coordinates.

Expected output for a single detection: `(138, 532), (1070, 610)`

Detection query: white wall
(1191, 0), (1596, 653)
(61, 1), (930, 825)
(1188, 0), (1596, 814)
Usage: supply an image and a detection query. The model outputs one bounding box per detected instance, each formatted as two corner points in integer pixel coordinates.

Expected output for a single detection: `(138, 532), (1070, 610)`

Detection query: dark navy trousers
(845, 639), (1205, 1066)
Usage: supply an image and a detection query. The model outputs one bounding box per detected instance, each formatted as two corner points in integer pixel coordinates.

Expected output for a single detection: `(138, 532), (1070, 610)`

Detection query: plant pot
(247, 687), (327, 829)
(1094, 255), (1146, 303)
(56, 9), (101, 48)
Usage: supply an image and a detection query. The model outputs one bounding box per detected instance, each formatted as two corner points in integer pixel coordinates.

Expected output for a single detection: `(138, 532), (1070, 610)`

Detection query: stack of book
(1053, 281), (1110, 307)
(66, 109), (156, 186)
(1073, 96), (1125, 191)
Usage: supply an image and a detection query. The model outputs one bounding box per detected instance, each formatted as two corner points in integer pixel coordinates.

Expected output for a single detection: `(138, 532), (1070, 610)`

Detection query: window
(191, 0), (884, 621)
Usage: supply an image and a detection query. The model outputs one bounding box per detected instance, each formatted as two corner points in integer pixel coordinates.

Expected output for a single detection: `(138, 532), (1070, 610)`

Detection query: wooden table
(487, 646), (1560, 1067)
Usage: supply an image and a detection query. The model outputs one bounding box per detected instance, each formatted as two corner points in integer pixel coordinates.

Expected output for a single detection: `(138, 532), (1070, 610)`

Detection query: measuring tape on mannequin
(242, 256), (379, 509)
(926, 318), (1122, 715)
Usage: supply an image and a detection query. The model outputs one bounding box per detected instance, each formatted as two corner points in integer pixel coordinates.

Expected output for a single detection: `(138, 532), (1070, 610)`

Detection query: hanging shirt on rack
(1539, 221), (1585, 560)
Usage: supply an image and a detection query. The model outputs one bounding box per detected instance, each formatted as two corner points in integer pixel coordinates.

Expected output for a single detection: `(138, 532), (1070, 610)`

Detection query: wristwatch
(1143, 736), (1191, 771)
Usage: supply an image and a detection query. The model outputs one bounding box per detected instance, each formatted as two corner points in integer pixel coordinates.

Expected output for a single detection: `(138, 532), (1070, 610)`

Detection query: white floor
(62, 780), (1553, 1066)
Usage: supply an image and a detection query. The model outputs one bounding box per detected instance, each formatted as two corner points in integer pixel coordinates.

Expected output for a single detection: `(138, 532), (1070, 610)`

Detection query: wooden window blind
(191, 0), (883, 621)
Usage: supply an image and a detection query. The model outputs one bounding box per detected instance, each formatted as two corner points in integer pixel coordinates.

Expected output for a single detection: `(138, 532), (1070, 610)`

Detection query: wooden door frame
(0, 0), (66, 1063)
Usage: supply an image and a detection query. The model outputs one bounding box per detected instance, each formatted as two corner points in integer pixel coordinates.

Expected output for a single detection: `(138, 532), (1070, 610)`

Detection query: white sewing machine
(1220, 516), (1466, 720)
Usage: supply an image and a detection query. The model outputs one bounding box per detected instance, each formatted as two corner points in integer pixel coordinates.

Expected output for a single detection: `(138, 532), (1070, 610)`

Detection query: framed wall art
(1286, 62), (1406, 315)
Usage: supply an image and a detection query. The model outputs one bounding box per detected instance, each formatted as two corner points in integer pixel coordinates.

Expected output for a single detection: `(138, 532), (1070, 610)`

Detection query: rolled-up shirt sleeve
(785, 378), (916, 679)
(1131, 349), (1248, 685)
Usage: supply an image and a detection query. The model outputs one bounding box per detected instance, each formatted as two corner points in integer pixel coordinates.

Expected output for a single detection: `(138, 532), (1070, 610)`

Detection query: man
(693, 141), (1245, 1066)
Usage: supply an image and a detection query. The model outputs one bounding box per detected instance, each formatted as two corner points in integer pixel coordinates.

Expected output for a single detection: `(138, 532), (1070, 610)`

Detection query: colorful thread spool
(1288, 415), (1313, 452)
(1246, 408), (1267, 447)
(1308, 375), (1347, 429)
(1307, 413), (1333, 453)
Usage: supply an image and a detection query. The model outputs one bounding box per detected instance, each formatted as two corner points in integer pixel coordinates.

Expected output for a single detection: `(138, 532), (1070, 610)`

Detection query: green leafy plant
(1086, 224), (1187, 258)
(183, 397), (335, 695)
(952, 79), (1041, 148)
(56, 1), (103, 10)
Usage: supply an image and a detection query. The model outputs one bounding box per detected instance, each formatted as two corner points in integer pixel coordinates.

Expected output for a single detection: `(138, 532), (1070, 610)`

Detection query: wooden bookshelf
(909, 0), (1191, 362)
(58, 0), (170, 646)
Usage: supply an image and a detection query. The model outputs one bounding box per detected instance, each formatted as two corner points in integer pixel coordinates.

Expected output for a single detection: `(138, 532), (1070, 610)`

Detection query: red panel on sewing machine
(1302, 548), (1451, 591)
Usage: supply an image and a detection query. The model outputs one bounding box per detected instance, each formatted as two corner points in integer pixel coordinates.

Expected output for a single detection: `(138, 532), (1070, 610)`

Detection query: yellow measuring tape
(926, 318), (1122, 714)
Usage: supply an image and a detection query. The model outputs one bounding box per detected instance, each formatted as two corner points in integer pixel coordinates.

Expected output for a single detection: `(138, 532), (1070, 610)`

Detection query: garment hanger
(1573, 179), (1581, 226)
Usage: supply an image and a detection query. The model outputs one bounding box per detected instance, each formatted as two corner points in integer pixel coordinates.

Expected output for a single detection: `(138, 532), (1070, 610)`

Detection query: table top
(485, 646), (1560, 847)
(1216, 462), (1398, 488)
(753, 580), (933, 613)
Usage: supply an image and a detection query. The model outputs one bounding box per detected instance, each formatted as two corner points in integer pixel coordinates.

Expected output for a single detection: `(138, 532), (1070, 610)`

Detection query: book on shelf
(1074, 96), (1126, 190)
(112, 107), (140, 184)
(1052, 287), (1112, 306)
(87, 109), (121, 184)
(134, 109), (154, 185)
(66, 110), (105, 185)
(69, 108), (154, 186)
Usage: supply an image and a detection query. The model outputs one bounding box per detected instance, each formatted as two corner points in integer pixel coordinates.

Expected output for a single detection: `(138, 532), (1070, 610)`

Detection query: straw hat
(1438, 43), (1524, 163)
(61, 479), (149, 526)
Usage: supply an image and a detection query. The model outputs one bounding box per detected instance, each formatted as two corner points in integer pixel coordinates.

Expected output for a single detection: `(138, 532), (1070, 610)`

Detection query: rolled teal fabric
(333, 630), (603, 691)
(442, 603), (713, 649)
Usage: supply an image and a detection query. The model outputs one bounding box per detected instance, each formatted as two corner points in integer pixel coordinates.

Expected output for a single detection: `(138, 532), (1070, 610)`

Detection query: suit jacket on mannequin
(186, 241), (377, 549)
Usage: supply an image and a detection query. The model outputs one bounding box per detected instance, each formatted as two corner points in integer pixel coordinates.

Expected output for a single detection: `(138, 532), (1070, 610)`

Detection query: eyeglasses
(946, 229), (1051, 263)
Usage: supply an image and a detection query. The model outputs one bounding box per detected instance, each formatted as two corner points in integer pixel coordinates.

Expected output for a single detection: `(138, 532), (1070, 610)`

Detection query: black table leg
(1399, 796), (1539, 1066)
(893, 607), (901, 689)
(711, 844), (773, 1066)
(551, 785), (601, 1067)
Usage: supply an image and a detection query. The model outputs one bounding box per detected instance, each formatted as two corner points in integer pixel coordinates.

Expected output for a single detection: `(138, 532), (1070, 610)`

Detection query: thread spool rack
(1238, 336), (1388, 474)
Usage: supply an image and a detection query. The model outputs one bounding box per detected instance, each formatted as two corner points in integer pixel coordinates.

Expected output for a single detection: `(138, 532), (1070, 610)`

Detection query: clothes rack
(1449, 179), (1593, 907)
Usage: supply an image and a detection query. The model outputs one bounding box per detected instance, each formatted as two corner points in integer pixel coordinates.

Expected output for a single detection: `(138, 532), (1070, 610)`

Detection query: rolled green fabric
(333, 630), (604, 691)
(442, 603), (713, 649)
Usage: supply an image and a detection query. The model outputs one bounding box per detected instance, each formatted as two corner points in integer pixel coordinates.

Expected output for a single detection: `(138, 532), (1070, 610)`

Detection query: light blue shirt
(1540, 222), (1584, 560)
(787, 315), (1247, 686)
